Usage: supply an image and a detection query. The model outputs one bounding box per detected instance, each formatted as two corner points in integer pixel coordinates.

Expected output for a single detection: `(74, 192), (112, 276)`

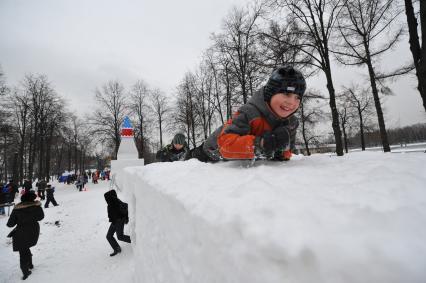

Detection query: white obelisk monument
(111, 116), (144, 191)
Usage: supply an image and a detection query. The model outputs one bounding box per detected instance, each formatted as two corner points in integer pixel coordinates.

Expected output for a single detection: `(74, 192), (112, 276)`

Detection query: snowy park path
(0, 180), (134, 283)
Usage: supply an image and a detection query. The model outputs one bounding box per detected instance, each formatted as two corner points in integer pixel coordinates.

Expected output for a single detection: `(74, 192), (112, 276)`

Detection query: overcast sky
(1, 0), (425, 132)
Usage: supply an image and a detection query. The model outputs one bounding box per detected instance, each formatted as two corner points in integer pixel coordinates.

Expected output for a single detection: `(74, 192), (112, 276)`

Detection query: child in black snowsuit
(104, 189), (131, 256)
(44, 184), (59, 208)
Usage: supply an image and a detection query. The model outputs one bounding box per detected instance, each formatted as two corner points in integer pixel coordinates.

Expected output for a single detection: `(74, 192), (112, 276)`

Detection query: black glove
(262, 127), (290, 154)
(171, 151), (186, 161)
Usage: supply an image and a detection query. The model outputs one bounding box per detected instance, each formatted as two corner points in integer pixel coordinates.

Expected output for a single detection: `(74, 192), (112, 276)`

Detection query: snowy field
(0, 180), (134, 283)
(2, 150), (426, 283)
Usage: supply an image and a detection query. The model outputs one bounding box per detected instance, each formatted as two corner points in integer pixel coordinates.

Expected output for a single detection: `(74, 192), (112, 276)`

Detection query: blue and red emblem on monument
(121, 116), (134, 137)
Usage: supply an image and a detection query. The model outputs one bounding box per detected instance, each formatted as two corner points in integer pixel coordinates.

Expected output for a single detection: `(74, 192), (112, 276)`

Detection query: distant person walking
(104, 189), (131, 256)
(44, 184), (59, 208)
(36, 179), (47, 200)
(6, 191), (44, 280)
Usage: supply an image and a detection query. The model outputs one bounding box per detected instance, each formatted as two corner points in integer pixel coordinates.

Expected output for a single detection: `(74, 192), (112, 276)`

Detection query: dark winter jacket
(0, 187), (7, 204)
(8, 182), (19, 200)
(36, 180), (47, 192)
(104, 190), (128, 223)
(156, 144), (188, 162)
(6, 201), (44, 251)
(46, 187), (55, 198)
(22, 180), (32, 192)
(202, 89), (299, 161)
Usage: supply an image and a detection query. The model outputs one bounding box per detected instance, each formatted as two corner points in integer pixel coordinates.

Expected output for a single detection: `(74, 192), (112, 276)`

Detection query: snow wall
(116, 153), (426, 283)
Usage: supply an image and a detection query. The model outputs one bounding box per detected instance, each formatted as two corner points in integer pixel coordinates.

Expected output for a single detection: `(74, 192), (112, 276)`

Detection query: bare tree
(342, 84), (374, 150)
(203, 49), (226, 125)
(91, 80), (128, 159)
(129, 80), (152, 158)
(334, 0), (407, 152)
(43, 99), (67, 180)
(175, 72), (199, 147)
(8, 88), (30, 183)
(404, 0), (426, 111)
(211, 3), (266, 104)
(279, 0), (345, 156)
(299, 91), (326, 155)
(207, 45), (239, 120)
(192, 64), (218, 139)
(0, 66), (9, 97)
(150, 88), (169, 148)
(259, 17), (312, 69)
(21, 74), (57, 180)
(337, 95), (355, 153)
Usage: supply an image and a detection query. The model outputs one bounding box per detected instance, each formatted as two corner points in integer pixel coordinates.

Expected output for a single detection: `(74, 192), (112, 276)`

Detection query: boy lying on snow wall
(186, 65), (306, 162)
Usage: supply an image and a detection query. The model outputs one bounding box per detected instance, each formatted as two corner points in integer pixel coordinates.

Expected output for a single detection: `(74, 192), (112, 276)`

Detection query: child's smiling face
(269, 92), (301, 118)
(174, 144), (184, 150)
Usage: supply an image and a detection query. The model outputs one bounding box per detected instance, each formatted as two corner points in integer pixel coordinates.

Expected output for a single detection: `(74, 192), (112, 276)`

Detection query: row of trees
(31, 0), (425, 162)
(170, 0), (425, 155)
(1, 0), (424, 182)
(0, 71), (97, 184)
(88, 79), (169, 162)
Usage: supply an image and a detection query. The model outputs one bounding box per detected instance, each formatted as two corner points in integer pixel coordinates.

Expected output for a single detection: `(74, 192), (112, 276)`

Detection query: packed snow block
(119, 153), (426, 283)
(111, 159), (144, 192)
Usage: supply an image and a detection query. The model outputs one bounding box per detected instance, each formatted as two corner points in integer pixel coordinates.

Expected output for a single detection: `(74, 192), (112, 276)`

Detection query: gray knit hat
(172, 133), (187, 146)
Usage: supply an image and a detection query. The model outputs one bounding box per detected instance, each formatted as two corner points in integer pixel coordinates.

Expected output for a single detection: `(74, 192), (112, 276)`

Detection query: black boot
(22, 270), (32, 280)
(109, 246), (121, 257)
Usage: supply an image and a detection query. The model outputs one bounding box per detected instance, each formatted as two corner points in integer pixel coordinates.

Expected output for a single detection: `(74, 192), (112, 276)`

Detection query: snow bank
(119, 152), (426, 283)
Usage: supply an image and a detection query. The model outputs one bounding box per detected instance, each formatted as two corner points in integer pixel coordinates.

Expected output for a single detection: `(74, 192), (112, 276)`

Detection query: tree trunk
(404, 0), (426, 111)
(45, 126), (54, 180)
(300, 103), (311, 156)
(342, 124), (348, 153)
(38, 134), (44, 180)
(56, 144), (63, 177)
(365, 57), (391, 152)
(212, 67), (225, 125)
(225, 68), (232, 120)
(74, 142), (78, 173)
(159, 119), (163, 148)
(28, 124), (36, 181)
(357, 104), (366, 151)
(19, 140), (24, 184)
(12, 152), (18, 184)
(3, 134), (8, 181)
(67, 143), (72, 172)
(139, 118), (144, 159)
(324, 68), (344, 156)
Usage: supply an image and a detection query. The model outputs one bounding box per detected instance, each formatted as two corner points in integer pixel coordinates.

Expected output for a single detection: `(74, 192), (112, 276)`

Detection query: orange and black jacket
(203, 89), (299, 161)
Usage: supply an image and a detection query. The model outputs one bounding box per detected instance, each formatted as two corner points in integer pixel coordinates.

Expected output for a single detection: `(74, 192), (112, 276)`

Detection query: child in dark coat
(104, 189), (131, 256)
(156, 133), (189, 162)
(44, 184), (59, 208)
(7, 191), (44, 280)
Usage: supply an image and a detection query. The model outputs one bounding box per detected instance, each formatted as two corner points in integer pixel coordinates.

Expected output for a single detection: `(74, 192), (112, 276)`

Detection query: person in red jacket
(186, 66), (306, 162)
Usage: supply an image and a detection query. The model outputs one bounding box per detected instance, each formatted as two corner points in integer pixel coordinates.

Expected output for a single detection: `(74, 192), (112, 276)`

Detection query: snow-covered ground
(1, 150), (426, 283)
(0, 180), (134, 283)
